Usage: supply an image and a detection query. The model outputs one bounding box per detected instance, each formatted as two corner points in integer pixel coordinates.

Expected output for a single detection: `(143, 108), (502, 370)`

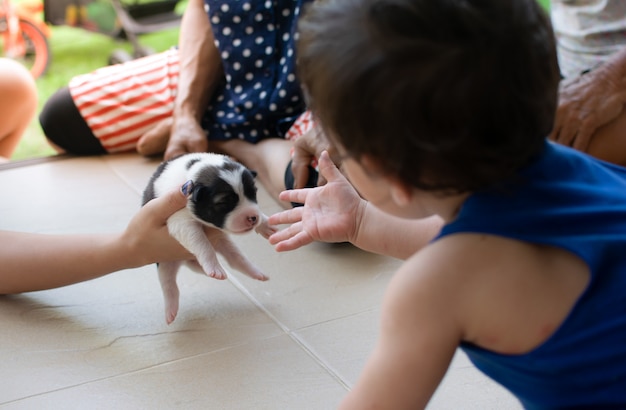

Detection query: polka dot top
(202, 0), (312, 143)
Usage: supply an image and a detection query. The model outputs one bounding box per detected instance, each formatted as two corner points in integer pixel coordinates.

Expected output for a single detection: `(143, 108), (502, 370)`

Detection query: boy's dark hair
(297, 0), (560, 193)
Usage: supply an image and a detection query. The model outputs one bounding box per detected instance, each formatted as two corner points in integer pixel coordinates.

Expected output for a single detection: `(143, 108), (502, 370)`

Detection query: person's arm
(0, 186), (192, 294)
(164, 0), (224, 160)
(550, 47), (626, 152)
(339, 253), (461, 409)
(269, 151), (443, 260)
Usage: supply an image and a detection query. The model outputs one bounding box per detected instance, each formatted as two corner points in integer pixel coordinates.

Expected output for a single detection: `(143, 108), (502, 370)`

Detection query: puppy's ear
(191, 184), (211, 202)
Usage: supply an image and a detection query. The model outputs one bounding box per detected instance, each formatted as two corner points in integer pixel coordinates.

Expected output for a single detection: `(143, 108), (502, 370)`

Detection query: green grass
(13, 24), (180, 160)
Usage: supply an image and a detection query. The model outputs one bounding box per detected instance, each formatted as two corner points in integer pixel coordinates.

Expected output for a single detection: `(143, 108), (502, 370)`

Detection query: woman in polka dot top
(39, 0), (315, 169)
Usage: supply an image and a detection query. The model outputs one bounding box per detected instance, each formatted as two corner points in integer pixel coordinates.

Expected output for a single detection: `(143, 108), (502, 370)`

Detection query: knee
(0, 59), (38, 122)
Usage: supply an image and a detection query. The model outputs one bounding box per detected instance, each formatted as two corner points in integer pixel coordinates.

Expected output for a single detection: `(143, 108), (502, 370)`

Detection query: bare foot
(137, 118), (172, 157)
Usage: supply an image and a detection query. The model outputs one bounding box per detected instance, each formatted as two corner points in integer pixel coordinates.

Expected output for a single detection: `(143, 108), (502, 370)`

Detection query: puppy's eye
(213, 193), (238, 210)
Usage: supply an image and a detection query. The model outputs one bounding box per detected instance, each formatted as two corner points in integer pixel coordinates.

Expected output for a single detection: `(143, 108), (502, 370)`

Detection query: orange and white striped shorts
(68, 49), (180, 153)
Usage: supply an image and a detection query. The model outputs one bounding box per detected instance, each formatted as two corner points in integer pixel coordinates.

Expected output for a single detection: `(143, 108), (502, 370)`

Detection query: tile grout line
(226, 273), (353, 392)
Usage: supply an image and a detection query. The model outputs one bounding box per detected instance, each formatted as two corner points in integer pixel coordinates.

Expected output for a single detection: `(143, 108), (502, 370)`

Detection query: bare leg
(0, 59), (38, 160)
(213, 138), (294, 208)
(586, 106), (626, 166)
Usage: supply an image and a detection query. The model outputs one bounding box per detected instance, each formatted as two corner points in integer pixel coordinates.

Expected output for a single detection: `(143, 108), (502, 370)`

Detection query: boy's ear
(389, 179), (412, 207)
(360, 154), (412, 207)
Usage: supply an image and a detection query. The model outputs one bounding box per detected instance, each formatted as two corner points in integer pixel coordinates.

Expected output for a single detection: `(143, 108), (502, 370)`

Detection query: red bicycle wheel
(0, 17), (50, 78)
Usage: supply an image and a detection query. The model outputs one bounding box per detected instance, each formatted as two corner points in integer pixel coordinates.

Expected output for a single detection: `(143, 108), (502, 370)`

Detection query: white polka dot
(282, 8), (291, 17)
(211, 16), (220, 24)
(251, 129), (258, 136)
(233, 62), (241, 70)
(287, 73), (296, 82)
(233, 39), (241, 47)
(245, 72), (254, 81)
(221, 4), (229, 12)
(234, 85), (243, 93)
(255, 114), (263, 120)
(233, 15), (241, 24)
(242, 49), (251, 57)
(260, 91), (267, 99)
(217, 111), (225, 117)
(282, 33), (290, 42)
(255, 36), (264, 45)
(265, 0), (271, 8)
(255, 13), (263, 22)
(221, 51), (229, 59)
(244, 101), (253, 109)
(243, 2), (251, 11)
(254, 82), (262, 89)
(279, 89), (286, 98)
(240, 93), (248, 99)
(255, 60), (263, 68)
(222, 27), (232, 36)
(267, 24), (275, 32)
(265, 46), (273, 55)
(245, 26), (254, 34)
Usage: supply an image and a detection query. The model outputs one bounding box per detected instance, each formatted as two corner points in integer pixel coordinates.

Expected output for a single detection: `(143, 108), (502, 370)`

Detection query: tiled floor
(0, 154), (522, 409)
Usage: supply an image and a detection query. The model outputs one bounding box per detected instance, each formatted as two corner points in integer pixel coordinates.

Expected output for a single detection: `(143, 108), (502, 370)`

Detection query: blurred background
(6, 0), (550, 161)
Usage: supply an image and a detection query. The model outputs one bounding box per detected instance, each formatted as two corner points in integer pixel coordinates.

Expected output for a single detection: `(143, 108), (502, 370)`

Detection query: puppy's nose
(247, 215), (258, 225)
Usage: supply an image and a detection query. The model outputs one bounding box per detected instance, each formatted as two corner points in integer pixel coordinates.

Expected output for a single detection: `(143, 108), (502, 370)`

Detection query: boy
(270, 0), (626, 407)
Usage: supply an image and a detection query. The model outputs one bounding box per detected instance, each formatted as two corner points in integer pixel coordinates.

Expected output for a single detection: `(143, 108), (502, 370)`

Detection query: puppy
(143, 153), (276, 324)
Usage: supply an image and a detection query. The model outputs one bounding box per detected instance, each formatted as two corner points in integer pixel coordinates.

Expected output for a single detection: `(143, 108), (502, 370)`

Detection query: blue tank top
(436, 141), (626, 409)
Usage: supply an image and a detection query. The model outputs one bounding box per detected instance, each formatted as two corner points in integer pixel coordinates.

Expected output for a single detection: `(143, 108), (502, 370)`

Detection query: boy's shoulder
(393, 232), (589, 354)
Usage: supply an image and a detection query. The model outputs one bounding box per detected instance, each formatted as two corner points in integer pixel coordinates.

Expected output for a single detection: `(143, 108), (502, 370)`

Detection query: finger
(268, 207), (304, 226)
(268, 221), (302, 245)
(143, 184), (188, 223)
(318, 150), (344, 183)
(272, 229), (314, 252)
(278, 187), (316, 204)
(292, 155), (312, 189)
(572, 126), (593, 152)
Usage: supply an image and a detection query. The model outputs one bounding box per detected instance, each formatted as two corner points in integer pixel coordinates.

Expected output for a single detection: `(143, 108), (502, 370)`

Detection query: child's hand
(269, 151), (366, 251)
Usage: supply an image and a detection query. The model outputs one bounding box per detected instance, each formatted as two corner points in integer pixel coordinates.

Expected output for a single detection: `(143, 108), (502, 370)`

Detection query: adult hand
(291, 127), (342, 188)
(550, 62), (626, 152)
(122, 183), (193, 266)
(164, 115), (209, 160)
(269, 151), (365, 251)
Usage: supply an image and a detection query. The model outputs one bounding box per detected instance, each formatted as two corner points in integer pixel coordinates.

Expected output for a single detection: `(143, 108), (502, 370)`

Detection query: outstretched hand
(269, 151), (366, 251)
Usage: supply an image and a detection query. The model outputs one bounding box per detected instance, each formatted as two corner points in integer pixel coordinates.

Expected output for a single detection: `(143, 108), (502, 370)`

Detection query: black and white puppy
(143, 153), (276, 324)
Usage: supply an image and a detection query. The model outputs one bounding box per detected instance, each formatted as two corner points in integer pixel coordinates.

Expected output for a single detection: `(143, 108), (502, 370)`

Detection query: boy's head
(298, 0), (560, 193)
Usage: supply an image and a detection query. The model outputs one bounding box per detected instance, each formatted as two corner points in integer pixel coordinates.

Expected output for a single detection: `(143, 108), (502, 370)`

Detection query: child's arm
(0, 186), (191, 294)
(340, 251), (463, 409)
(269, 151), (443, 259)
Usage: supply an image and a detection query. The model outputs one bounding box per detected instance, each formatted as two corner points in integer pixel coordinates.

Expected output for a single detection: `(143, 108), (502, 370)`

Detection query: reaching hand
(269, 151), (366, 251)
(550, 62), (626, 152)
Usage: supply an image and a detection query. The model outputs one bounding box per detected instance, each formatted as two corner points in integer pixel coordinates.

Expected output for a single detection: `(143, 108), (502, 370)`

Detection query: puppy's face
(188, 159), (262, 234)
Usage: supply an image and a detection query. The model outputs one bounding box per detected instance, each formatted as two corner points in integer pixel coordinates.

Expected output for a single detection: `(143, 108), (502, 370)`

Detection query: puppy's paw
(246, 267), (269, 282)
(255, 218), (278, 239)
(207, 265), (228, 280)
